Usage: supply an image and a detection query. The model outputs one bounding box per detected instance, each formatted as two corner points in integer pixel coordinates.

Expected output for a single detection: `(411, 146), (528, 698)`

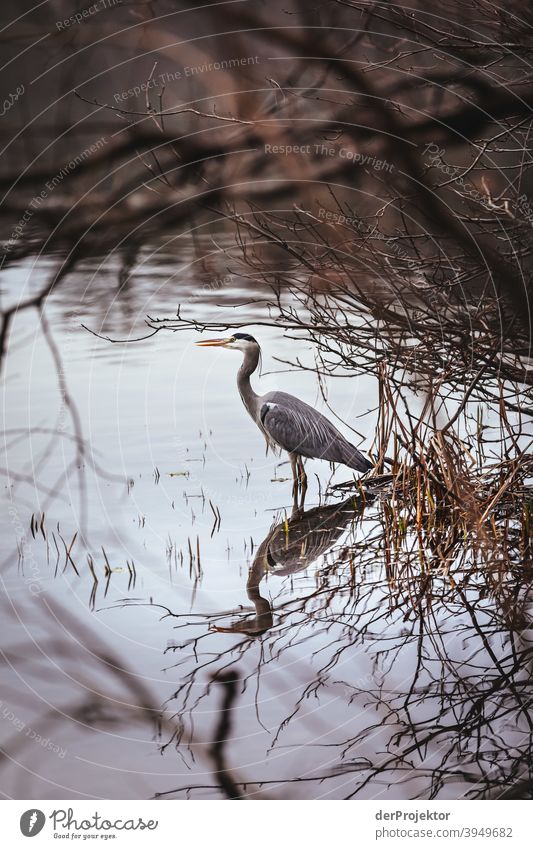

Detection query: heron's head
(195, 332), (260, 352)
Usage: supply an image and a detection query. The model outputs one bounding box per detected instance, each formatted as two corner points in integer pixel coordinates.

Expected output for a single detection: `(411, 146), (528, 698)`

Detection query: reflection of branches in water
(0, 597), (172, 794)
(1, 253), (126, 528)
(207, 670), (243, 800)
(39, 310), (88, 538)
(4, 369), (532, 799)
(0, 596), (253, 799)
(157, 487), (533, 799)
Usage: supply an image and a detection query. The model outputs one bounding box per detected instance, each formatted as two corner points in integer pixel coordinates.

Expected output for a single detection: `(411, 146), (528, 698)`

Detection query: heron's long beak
(195, 338), (230, 347)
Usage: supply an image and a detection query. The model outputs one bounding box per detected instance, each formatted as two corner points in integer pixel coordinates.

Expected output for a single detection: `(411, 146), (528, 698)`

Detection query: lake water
(1, 233), (530, 799)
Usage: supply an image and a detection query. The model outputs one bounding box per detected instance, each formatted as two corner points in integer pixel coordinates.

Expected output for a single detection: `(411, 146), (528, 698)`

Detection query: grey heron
(196, 333), (373, 507)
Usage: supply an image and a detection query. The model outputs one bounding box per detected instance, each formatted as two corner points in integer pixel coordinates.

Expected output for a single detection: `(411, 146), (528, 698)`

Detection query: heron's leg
(289, 453), (299, 508)
(297, 456), (308, 509)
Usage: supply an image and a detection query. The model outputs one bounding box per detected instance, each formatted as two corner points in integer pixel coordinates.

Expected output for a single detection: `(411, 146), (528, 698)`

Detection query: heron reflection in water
(214, 493), (374, 637)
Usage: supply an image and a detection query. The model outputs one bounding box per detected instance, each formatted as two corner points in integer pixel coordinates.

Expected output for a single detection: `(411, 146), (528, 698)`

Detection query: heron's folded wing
(260, 401), (341, 459)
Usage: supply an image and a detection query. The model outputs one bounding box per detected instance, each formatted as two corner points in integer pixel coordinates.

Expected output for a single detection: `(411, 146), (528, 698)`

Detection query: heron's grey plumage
(259, 393), (372, 472)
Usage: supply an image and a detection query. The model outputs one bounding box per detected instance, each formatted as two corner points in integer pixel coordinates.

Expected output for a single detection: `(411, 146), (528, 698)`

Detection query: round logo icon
(20, 810), (46, 837)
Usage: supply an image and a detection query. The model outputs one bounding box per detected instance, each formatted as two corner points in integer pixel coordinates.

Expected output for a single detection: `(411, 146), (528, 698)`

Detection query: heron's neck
(237, 346), (260, 417)
(245, 547), (273, 632)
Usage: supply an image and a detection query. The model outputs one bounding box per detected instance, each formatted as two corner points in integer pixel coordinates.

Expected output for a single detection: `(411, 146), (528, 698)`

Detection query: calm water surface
(1, 235), (529, 800)
(1, 235), (382, 798)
